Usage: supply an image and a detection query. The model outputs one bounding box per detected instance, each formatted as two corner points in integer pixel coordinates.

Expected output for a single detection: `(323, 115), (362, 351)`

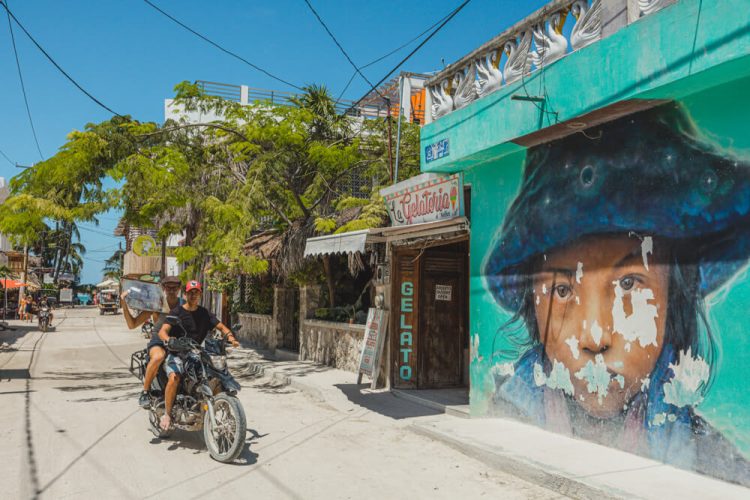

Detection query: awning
(304, 229), (369, 257)
(303, 218), (469, 257)
(96, 278), (119, 289)
(0, 279), (28, 289)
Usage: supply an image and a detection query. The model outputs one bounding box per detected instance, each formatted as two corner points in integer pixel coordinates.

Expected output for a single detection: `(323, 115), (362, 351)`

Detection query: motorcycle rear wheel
(204, 393), (246, 463)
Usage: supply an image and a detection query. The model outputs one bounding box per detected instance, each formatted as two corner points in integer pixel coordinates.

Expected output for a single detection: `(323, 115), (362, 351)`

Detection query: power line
(78, 225), (121, 238)
(335, 6), (460, 104)
(0, 1), (122, 117)
(0, 146), (16, 167)
(302, 0), (383, 101)
(350, 0), (472, 111)
(5, 0), (44, 161)
(143, 0), (303, 91)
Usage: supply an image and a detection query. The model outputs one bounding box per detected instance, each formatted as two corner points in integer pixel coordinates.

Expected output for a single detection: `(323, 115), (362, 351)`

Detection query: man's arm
(215, 322), (239, 347)
(158, 322), (172, 343)
(120, 291), (151, 330)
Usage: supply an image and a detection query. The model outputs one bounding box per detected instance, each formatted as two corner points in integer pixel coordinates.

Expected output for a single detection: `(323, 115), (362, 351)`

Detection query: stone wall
(299, 319), (365, 373)
(236, 313), (276, 350)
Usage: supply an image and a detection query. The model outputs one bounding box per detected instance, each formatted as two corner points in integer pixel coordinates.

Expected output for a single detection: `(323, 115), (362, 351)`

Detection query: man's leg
(139, 346), (165, 408)
(161, 372), (180, 431)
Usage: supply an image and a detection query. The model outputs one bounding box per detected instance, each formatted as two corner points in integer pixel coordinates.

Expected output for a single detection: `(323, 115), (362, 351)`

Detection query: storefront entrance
(391, 240), (468, 390)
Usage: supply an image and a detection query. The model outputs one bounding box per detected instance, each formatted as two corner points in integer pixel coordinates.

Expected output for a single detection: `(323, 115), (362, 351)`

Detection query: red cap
(185, 280), (202, 292)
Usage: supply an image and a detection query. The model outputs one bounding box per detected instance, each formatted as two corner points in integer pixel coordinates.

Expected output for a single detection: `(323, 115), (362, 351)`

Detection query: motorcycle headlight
(209, 355), (227, 370)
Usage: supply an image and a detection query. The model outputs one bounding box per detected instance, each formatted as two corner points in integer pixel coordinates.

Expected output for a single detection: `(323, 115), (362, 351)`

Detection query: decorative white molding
(476, 49), (503, 98)
(504, 31), (534, 85)
(427, 0), (608, 122)
(638, 0), (668, 16)
(571, 0), (603, 50)
(532, 12), (569, 68)
(430, 79), (454, 120)
(453, 62), (478, 110)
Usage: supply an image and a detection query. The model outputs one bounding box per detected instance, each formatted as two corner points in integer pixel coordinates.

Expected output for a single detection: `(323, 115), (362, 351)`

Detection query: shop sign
(398, 280), (415, 382)
(425, 138), (449, 163)
(357, 308), (388, 388)
(381, 173), (462, 226)
(59, 288), (73, 303)
(133, 234), (176, 257)
(435, 284), (452, 301)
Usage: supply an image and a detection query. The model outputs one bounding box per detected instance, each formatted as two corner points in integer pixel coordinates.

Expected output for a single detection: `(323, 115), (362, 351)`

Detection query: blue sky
(0, 0), (548, 284)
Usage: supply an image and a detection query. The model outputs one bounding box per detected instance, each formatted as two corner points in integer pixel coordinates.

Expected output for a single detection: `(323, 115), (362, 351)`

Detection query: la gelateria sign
(381, 173), (462, 226)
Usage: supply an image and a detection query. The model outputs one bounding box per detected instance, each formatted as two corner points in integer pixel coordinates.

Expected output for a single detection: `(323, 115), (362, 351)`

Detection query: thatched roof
(243, 230), (283, 261)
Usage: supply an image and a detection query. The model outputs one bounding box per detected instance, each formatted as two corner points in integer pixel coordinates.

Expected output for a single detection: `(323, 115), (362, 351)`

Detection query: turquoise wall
(464, 77), (750, 485)
(425, 0), (750, 484)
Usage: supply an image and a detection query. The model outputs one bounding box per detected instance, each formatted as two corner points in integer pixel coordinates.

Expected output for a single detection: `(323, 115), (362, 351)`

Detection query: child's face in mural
(533, 234), (669, 417)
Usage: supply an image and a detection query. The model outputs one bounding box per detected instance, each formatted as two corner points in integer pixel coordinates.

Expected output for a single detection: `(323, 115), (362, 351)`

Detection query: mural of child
(483, 103), (750, 485)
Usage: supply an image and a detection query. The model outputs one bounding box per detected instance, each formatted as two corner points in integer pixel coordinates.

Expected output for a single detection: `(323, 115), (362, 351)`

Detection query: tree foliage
(1, 81), (420, 286)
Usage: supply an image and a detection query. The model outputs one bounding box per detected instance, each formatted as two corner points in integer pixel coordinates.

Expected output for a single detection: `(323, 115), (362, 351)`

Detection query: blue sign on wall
(425, 138), (449, 163)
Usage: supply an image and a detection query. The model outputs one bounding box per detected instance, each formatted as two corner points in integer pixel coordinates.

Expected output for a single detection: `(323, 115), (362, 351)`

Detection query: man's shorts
(164, 354), (185, 377)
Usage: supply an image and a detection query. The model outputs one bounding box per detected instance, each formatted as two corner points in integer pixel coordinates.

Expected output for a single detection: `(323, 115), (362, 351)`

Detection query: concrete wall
(299, 319), (365, 373)
(236, 312), (276, 351)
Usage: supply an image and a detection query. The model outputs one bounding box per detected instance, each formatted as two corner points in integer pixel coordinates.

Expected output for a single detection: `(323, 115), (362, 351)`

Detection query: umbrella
(0, 279), (28, 289)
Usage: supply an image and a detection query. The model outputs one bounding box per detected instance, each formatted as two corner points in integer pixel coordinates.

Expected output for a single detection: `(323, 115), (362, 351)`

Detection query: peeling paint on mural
(478, 103), (750, 486)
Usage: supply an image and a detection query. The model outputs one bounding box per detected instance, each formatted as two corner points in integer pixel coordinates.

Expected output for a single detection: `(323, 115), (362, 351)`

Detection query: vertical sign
(357, 308), (388, 388)
(394, 251), (419, 389)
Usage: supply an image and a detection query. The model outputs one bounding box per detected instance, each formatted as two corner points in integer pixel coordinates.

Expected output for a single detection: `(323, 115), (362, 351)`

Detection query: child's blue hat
(485, 103), (750, 312)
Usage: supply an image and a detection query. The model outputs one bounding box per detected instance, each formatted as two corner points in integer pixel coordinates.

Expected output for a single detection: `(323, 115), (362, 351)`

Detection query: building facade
(420, 0), (750, 486)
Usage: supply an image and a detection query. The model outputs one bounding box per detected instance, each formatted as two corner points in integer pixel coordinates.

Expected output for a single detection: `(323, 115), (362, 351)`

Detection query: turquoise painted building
(420, 0), (750, 486)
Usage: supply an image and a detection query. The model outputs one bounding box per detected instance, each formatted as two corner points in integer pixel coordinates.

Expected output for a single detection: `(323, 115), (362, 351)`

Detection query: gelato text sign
(382, 173), (462, 226)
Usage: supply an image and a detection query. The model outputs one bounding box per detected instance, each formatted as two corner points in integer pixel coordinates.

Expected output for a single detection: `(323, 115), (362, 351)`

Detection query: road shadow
(39, 368), (141, 403)
(0, 323), (41, 350)
(149, 428), (260, 465)
(334, 383), (442, 420)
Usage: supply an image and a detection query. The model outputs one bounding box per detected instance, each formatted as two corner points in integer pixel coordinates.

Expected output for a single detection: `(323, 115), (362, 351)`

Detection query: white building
(0, 177), (12, 265)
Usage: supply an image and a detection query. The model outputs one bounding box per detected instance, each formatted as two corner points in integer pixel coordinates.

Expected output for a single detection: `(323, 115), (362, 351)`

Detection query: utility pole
(160, 236), (167, 279)
(19, 243), (28, 302)
(386, 98), (394, 184)
(394, 76), (405, 184)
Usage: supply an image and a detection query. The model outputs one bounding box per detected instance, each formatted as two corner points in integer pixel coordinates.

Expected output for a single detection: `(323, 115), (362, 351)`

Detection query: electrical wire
(301, 0), (383, 100)
(349, 0), (472, 111)
(0, 1), (122, 117)
(334, 7), (456, 104)
(142, 0), (302, 91)
(0, 146), (16, 167)
(78, 225), (121, 238)
(5, 0), (43, 161)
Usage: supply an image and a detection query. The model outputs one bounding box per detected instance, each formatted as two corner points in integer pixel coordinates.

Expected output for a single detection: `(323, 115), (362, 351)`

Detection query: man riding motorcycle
(121, 275), (183, 408)
(157, 280), (239, 431)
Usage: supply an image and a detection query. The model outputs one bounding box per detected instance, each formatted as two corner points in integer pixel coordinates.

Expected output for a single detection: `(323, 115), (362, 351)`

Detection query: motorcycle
(129, 319), (247, 463)
(38, 305), (51, 332)
(141, 318), (154, 339)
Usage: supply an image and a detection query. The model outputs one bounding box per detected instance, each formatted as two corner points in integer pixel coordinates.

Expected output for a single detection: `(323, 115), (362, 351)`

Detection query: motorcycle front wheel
(204, 393), (246, 463)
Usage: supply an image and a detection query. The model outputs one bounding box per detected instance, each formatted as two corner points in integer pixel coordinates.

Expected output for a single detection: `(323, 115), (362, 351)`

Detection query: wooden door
(418, 248), (466, 388)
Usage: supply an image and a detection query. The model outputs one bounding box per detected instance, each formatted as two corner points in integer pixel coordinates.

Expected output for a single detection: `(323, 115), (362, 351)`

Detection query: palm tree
(102, 248), (125, 280)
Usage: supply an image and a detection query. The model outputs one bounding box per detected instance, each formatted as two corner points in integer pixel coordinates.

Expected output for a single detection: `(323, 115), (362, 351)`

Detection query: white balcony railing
(425, 0), (675, 123)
